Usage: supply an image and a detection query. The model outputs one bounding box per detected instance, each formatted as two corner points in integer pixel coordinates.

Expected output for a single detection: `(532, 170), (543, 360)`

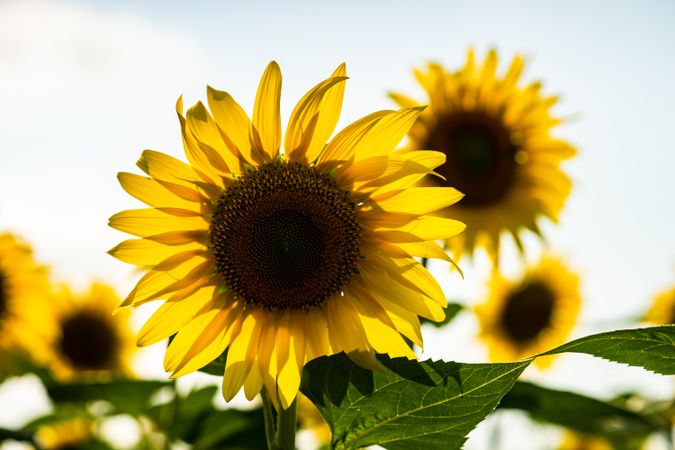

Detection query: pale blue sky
(0, 1), (674, 447)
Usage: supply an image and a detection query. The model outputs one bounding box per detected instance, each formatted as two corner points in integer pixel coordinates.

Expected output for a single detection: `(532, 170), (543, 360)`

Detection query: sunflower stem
(261, 389), (277, 450)
(275, 396), (298, 450)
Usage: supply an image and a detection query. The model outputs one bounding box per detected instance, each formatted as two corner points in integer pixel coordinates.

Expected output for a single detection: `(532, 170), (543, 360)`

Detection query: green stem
(275, 396), (298, 450)
(261, 389), (277, 450)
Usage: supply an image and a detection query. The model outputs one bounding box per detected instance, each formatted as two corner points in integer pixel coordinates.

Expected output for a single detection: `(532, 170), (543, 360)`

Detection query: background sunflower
(474, 256), (581, 368)
(44, 283), (136, 380)
(0, 233), (51, 376)
(391, 49), (575, 264)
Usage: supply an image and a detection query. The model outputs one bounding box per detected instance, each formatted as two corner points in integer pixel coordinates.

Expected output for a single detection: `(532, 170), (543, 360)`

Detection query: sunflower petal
(253, 61), (282, 160)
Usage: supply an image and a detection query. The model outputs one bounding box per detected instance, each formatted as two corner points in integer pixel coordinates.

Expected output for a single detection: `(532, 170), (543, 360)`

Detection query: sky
(0, 0), (674, 448)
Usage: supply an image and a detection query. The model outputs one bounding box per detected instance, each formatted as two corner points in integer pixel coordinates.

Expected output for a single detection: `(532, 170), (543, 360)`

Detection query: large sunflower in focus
(45, 283), (136, 380)
(645, 286), (675, 325)
(109, 62), (465, 409)
(391, 49), (575, 263)
(0, 233), (50, 374)
(475, 257), (580, 367)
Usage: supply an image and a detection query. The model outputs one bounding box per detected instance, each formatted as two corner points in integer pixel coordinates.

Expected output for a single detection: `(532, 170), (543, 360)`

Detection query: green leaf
(542, 326), (675, 375)
(500, 381), (659, 448)
(301, 354), (529, 450)
(47, 379), (171, 415)
(192, 408), (267, 450)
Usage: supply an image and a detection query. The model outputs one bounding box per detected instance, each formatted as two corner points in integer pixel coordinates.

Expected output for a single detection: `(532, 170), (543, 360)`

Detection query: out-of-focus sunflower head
(391, 48), (576, 265)
(557, 432), (614, 450)
(109, 61), (466, 410)
(475, 256), (581, 368)
(645, 286), (675, 325)
(36, 418), (93, 450)
(45, 282), (136, 381)
(0, 232), (51, 376)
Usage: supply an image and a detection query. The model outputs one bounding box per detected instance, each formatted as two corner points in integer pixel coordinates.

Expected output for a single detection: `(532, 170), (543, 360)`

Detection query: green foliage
(301, 354), (529, 450)
(300, 326), (675, 449)
(543, 325), (675, 375)
(500, 382), (659, 449)
(147, 385), (267, 450)
(46, 379), (170, 415)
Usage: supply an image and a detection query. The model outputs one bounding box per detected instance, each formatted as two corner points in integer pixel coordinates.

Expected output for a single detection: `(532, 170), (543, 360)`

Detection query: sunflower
(390, 48), (575, 263)
(45, 282), (136, 380)
(109, 61), (465, 409)
(557, 432), (613, 450)
(35, 418), (93, 450)
(475, 256), (580, 367)
(645, 286), (675, 325)
(0, 233), (51, 375)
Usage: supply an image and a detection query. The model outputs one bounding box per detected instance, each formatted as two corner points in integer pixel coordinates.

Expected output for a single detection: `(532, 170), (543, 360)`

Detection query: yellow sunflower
(0, 232), (51, 375)
(475, 256), (580, 368)
(557, 432), (613, 450)
(391, 48), (575, 263)
(645, 286), (675, 325)
(45, 282), (136, 380)
(109, 61), (465, 409)
(35, 418), (93, 450)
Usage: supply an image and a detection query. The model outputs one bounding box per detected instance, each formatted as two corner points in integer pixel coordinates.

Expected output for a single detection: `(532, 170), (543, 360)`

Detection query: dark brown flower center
(424, 111), (518, 207)
(58, 311), (119, 370)
(499, 281), (555, 344)
(210, 160), (362, 311)
(0, 270), (7, 320)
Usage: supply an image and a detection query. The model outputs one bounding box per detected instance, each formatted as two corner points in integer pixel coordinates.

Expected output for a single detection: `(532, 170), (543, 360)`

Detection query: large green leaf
(500, 382), (659, 449)
(542, 326), (675, 375)
(301, 354), (529, 450)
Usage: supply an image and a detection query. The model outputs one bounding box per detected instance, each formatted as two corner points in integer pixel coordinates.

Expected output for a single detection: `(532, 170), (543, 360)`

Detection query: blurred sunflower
(475, 257), (580, 367)
(46, 283), (136, 380)
(109, 61), (465, 409)
(0, 233), (51, 374)
(391, 48), (575, 263)
(645, 286), (675, 325)
(35, 418), (93, 450)
(557, 432), (613, 450)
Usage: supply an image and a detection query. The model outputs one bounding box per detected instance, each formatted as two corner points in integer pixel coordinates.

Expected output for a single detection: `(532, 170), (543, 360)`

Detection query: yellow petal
(185, 102), (238, 174)
(303, 63), (347, 163)
(108, 238), (201, 266)
(253, 61), (282, 160)
(348, 107), (425, 161)
(168, 296), (242, 376)
(136, 285), (216, 346)
(109, 208), (208, 237)
(275, 312), (304, 409)
(137, 150), (200, 187)
(369, 215), (466, 242)
(118, 173), (201, 210)
(318, 110), (390, 169)
(285, 74), (348, 163)
(347, 295), (416, 359)
(222, 309), (261, 401)
(243, 365), (264, 400)
(121, 256), (210, 307)
(372, 187), (463, 215)
(351, 282), (423, 346)
(207, 86), (266, 168)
